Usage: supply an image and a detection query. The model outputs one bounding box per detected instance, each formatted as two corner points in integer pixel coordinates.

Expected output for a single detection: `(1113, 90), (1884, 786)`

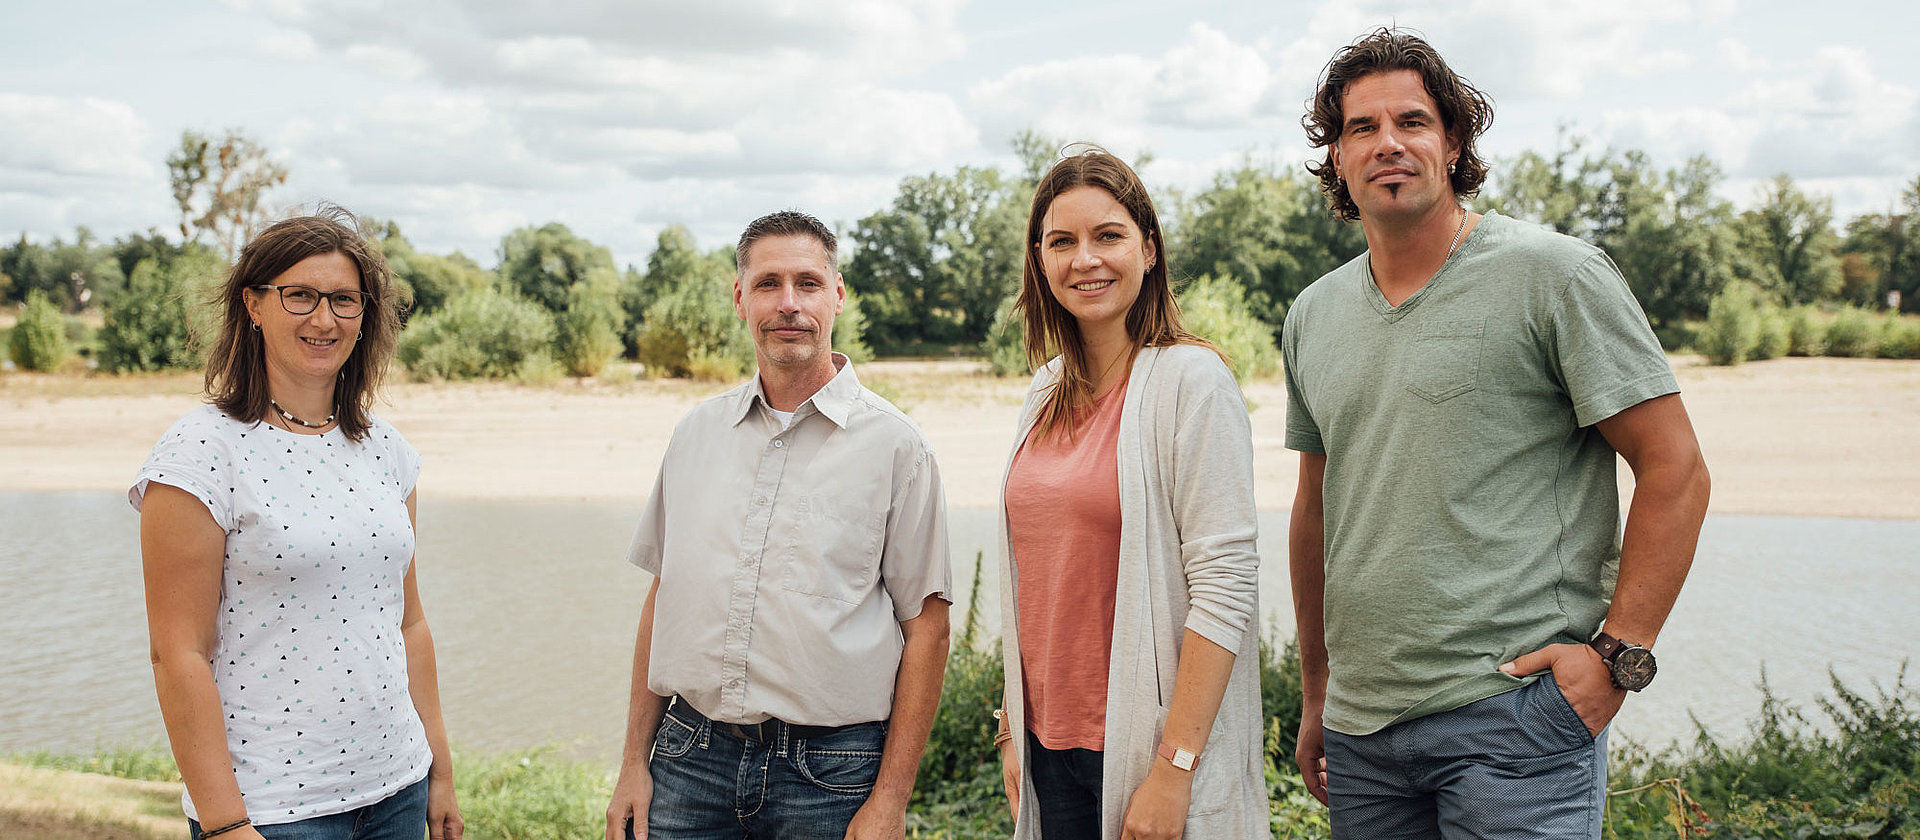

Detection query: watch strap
(1156, 742), (1199, 771)
(1589, 631), (1624, 661)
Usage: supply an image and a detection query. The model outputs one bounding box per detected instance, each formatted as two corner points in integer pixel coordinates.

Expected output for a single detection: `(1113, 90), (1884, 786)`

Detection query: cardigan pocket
(1152, 704), (1234, 817)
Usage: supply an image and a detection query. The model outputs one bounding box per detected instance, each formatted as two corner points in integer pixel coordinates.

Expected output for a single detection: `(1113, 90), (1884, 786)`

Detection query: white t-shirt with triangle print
(132, 404), (432, 826)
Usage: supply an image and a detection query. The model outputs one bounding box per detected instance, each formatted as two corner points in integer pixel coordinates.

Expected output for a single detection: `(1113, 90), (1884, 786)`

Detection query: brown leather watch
(1156, 742), (1199, 771)
(1589, 631), (1657, 691)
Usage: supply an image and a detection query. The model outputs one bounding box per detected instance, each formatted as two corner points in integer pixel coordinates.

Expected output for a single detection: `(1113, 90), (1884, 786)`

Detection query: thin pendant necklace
(270, 399), (334, 430)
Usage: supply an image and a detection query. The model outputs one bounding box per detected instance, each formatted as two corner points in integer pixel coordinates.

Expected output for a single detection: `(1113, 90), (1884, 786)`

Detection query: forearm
(1288, 491), (1329, 704)
(1159, 630), (1237, 755)
(153, 656), (249, 825)
(403, 619), (456, 779)
(619, 580), (668, 772)
(1606, 452), (1710, 645)
(869, 599), (950, 810)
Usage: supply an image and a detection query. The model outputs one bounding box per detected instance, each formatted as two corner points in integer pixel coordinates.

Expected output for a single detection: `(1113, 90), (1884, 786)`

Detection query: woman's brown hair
(1016, 146), (1216, 440)
(204, 205), (400, 442)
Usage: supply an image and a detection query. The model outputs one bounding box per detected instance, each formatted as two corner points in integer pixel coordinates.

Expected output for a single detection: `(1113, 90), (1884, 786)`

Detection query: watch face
(1612, 647), (1657, 691)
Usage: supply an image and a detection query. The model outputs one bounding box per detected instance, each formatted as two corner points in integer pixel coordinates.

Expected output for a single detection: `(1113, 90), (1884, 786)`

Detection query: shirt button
(755, 496), (767, 505)
(773, 439), (785, 449)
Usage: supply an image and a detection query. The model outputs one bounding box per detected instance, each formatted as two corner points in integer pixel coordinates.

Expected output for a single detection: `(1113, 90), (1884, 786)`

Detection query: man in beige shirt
(605, 210), (953, 840)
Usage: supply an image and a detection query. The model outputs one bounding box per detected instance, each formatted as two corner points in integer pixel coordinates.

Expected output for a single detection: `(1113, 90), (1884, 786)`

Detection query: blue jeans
(1324, 673), (1608, 840)
(641, 699), (887, 840)
(189, 776), (428, 840)
(1025, 732), (1103, 840)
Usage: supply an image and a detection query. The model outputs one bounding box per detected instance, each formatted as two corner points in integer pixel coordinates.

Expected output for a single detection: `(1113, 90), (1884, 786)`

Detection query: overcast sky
(3, 0), (1915, 270)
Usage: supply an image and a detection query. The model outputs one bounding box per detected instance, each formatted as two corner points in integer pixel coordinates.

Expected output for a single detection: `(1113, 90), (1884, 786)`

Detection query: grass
(13, 664), (1919, 839)
(14, 575), (1917, 840)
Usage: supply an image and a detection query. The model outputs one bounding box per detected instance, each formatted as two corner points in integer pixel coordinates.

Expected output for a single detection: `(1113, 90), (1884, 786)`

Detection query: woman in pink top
(995, 148), (1270, 839)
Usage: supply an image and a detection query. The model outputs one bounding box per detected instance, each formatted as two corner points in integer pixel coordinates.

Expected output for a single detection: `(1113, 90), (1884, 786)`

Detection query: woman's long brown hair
(1016, 147), (1217, 441)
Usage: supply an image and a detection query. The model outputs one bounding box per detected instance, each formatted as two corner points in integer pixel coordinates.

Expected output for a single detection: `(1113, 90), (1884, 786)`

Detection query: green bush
(453, 747), (611, 840)
(1876, 315), (1920, 360)
(834, 288), (874, 365)
(8, 290), (71, 371)
(554, 282), (624, 378)
(1752, 303), (1790, 361)
(909, 552), (1016, 837)
(1608, 667), (1920, 839)
(981, 297), (1027, 377)
(634, 275), (752, 380)
(398, 287), (557, 381)
(1786, 306), (1826, 356)
(98, 253), (219, 373)
(1179, 274), (1282, 381)
(1825, 308), (1879, 358)
(1697, 280), (1765, 365)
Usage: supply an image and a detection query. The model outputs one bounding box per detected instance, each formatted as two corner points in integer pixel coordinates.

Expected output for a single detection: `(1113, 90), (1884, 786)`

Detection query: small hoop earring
(251, 322), (260, 332)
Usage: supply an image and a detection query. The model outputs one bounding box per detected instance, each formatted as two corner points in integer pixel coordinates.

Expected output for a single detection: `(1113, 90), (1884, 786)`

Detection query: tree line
(7, 128), (1919, 376)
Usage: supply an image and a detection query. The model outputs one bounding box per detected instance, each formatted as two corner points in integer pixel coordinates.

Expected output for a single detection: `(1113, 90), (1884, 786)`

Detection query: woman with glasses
(993, 148), (1269, 839)
(132, 207), (463, 840)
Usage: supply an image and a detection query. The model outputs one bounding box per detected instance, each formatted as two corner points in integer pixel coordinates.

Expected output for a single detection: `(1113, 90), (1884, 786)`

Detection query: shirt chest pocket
(782, 494), (885, 604)
(1404, 317), (1485, 404)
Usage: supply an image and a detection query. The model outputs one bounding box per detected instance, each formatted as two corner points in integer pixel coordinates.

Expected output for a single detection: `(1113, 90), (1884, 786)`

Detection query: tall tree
(0, 229), (124, 311)
(1840, 174), (1920, 312)
(1600, 154), (1739, 333)
(848, 166), (1024, 351)
(1484, 129), (1611, 239)
(496, 222), (618, 313)
(166, 129), (289, 260)
(1735, 173), (1843, 305)
(1177, 165), (1365, 336)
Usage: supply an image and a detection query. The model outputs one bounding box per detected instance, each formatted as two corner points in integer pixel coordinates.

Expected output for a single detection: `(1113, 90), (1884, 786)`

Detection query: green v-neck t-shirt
(1282, 211), (1680, 736)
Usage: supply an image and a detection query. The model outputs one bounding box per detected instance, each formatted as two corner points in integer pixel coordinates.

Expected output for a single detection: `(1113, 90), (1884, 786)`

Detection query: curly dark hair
(1303, 27), (1494, 222)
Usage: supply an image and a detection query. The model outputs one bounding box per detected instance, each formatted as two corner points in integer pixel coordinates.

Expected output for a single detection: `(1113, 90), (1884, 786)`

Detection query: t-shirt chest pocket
(1404, 317), (1485, 404)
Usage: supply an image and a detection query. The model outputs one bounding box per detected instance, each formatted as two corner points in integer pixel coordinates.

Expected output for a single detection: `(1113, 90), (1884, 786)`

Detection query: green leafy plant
(8, 290), (72, 371)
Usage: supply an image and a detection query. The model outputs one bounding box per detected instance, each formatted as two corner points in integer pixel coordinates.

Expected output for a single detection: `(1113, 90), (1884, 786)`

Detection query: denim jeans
(1025, 731), (1104, 840)
(1324, 673), (1608, 840)
(189, 776), (428, 840)
(640, 699), (887, 840)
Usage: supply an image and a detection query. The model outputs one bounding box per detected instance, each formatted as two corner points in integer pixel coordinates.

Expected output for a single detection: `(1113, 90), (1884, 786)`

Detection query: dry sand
(3, 356), (1916, 518)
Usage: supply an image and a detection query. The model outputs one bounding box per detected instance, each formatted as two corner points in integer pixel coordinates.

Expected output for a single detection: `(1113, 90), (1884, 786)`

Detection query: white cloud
(1150, 24), (1273, 127)
(969, 55), (1159, 152)
(344, 43), (429, 80)
(1603, 45), (1918, 185)
(1715, 38), (1766, 73)
(258, 30), (319, 61)
(0, 94), (152, 180)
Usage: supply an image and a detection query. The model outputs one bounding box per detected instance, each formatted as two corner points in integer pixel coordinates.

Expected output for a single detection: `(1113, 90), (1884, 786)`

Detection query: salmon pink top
(1004, 378), (1126, 751)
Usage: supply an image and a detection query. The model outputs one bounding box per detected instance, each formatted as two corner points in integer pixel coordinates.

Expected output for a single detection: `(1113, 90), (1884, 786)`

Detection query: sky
(2, 0), (1915, 271)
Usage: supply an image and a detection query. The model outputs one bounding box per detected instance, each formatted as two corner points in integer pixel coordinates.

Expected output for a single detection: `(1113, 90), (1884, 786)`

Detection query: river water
(3, 491), (1916, 763)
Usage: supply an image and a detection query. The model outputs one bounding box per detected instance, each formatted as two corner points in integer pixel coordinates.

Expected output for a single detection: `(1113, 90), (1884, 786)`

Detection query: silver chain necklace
(1445, 209), (1469, 260)
(270, 399), (334, 429)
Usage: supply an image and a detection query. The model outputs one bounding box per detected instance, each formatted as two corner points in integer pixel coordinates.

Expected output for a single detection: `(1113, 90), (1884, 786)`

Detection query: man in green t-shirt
(1283, 28), (1712, 839)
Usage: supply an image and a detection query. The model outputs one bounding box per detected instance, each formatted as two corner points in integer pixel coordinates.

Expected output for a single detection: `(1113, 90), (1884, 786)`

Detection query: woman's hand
(429, 772), (465, 839)
(1120, 764), (1193, 840)
(997, 737), (1020, 820)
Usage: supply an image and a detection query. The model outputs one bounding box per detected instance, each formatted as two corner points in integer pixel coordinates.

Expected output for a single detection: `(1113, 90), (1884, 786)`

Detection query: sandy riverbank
(3, 356), (1917, 518)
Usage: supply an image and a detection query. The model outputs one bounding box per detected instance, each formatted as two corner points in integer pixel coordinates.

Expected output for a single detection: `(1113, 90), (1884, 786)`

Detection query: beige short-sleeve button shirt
(627, 355), (952, 726)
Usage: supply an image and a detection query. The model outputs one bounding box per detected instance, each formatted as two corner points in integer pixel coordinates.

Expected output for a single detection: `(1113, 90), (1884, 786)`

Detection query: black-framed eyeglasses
(252, 284), (369, 318)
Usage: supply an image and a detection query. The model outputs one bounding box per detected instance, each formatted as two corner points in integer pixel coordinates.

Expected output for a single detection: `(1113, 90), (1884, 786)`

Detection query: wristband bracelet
(201, 817), (252, 838)
(991, 708), (1012, 747)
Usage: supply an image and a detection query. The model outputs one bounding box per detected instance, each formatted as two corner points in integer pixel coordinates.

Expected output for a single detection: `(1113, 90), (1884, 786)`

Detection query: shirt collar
(728, 352), (860, 429)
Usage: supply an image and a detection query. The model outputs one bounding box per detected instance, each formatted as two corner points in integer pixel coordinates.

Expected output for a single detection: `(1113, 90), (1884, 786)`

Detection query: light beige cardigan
(998, 344), (1271, 838)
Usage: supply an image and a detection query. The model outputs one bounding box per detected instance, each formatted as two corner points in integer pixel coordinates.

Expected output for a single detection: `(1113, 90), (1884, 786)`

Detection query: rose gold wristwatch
(1156, 742), (1199, 771)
